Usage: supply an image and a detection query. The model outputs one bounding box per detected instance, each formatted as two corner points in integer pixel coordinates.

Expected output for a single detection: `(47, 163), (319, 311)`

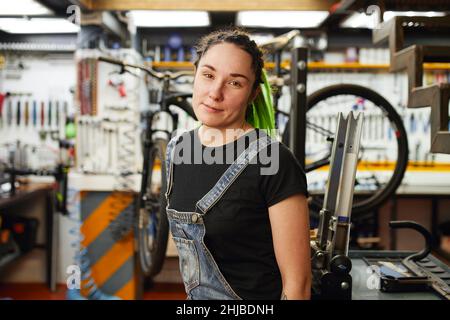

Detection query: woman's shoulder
(257, 136), (305, 173)
(253, 130), (291, 154)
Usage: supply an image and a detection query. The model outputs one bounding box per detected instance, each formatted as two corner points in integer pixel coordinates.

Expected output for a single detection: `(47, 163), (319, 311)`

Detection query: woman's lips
(202, 103), (223, 113)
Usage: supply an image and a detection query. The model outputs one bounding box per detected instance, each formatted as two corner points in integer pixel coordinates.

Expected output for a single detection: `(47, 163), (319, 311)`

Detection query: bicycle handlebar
(98, 56), (194, 81)
(258, 30), (301, 53)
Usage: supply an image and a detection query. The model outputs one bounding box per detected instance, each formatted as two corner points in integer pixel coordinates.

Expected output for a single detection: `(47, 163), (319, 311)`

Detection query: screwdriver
(56, 100), (60, 127)
(41, 101), (45, 127)
(24, 101), (29, 127)
(7, 100), (12, 126)
(16, 100), (21, 126)
(0, 93), (4, 129)
(48, 100), (52, 127)
(63, 101), (68, 126)
(32, 100), (37, 127)
(409, 113), (416, 134)
(63, 101), (68, 116)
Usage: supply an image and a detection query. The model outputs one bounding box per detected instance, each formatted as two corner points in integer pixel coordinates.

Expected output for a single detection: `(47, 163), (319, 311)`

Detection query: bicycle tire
(137, 138), (169, 277)
(282, 83), (409, 216)
(138, 95), (195, 278)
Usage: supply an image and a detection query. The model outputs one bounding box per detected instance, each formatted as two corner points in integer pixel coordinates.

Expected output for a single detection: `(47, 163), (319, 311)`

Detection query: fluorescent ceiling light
(0, 18), (80, 34)
(341, 11), (446, 29)
(0, 0), (53, 16)
(341, 12), (374, 29)
(383, 11), (446, 21)
(236, 11), (329, 28)
(129, 11), (210, 27)
(249, 34), (275, 46)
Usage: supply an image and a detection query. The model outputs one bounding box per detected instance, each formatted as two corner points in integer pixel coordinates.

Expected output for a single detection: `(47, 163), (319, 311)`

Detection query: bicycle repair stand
(288, 47), (308, 167)
(310, 111), (364, 300)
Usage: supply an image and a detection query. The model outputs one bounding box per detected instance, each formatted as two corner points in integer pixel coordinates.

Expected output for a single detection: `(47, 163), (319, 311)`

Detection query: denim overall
(165, 132), (274, 300)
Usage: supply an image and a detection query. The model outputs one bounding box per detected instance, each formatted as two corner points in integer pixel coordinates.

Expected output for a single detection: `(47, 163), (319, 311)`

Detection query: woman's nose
(208, 82), (224, 101)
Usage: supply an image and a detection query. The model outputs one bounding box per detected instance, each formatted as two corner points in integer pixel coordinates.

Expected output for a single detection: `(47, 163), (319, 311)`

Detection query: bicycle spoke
(284, 84), (408, 215)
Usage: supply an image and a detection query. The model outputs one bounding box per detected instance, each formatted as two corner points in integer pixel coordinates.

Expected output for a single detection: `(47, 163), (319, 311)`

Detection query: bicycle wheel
(282, 84), (408, 217)
(137, 138), (169, 277)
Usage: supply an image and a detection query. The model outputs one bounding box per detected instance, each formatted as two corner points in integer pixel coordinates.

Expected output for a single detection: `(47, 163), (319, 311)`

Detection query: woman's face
(192, 42), (257, 130)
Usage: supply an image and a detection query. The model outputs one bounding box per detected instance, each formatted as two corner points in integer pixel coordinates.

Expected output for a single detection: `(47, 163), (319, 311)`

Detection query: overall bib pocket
(172, 236), (200, 292)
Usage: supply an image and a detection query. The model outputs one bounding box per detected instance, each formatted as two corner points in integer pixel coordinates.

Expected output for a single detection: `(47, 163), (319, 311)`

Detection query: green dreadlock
(246, 68), (276, 138)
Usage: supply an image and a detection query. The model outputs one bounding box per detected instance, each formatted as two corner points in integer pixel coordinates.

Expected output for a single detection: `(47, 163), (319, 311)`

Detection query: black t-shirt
(168, 127), (308, 300)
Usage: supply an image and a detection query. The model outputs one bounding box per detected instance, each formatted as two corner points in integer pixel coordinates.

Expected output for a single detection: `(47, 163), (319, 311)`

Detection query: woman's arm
(268, 193), (311, 300)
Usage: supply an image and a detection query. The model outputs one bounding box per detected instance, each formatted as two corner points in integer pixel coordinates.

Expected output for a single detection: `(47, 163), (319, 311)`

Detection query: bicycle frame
(98, 56), (199, 277)
(259, 30), (311, 166)
(97, 56), (195, 197)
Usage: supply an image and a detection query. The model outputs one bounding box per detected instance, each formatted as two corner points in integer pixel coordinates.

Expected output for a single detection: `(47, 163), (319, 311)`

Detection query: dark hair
(193, 27), (264, 92)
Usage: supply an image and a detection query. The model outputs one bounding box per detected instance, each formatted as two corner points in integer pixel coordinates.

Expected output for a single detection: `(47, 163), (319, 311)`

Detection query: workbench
(0, 182), (58, 292)
(349, 250), (450, 300)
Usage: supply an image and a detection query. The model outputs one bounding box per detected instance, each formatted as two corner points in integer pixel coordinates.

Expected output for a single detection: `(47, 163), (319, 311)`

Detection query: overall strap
(195, 135), (274, 214)
(165, 133), (184, 202)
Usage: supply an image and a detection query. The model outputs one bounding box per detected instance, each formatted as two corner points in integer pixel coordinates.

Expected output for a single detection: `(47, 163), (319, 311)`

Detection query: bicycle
(259, 30), (409, 218)
(97, 56), (196, 278)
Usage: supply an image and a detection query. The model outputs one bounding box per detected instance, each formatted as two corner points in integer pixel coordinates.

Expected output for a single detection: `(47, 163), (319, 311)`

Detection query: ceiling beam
(79, 0), (336, 11)
(319, 0), (360, 29)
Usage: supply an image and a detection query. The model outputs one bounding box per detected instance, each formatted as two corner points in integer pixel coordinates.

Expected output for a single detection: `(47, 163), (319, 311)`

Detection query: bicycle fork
(311, 111), (364, 300)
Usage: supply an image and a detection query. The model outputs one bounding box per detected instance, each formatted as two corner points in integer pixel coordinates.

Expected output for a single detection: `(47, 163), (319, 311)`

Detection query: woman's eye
(203, 73), (213, 79)
(229, 80), (242, 87)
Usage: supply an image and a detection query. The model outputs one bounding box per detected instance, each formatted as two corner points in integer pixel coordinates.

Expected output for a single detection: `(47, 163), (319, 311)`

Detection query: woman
(165, 28), (311, 300)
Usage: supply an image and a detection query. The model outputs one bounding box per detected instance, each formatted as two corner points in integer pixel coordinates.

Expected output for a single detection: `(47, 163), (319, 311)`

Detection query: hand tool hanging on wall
(76, 118), (83, 165)
(0, 92), (9, 128)
(40, 101), (45, 128)
(56, 100), (60, 128)
(80, 60), (85, 115)
(79, 118), (85, 162)
(91, 59), (98, 116)
(32, 100), (37, 127)
(77, 60), (82, 115)
(63, 101), (68, 123)
(107, 128), (113, 170)
(409, 113), (416, 134)
(48, 100), (52, 128)
(87, 119), (93, 163)
(108, 77), (127, 98)
(90, 120), (98, 169)
(85, 59), (91, 115)
(24, 101), (29, 127)
(16, 100), (21, 126)
(0, 104), (2, 129)
(414, 142), (421, 164)
(7, 100), (12, 127)
(83, 119), (90, 161)
(78, 58), (98, 116)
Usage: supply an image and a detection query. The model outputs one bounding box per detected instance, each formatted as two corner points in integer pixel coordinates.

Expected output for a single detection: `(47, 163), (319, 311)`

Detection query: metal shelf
(147, 61), (450, 71)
